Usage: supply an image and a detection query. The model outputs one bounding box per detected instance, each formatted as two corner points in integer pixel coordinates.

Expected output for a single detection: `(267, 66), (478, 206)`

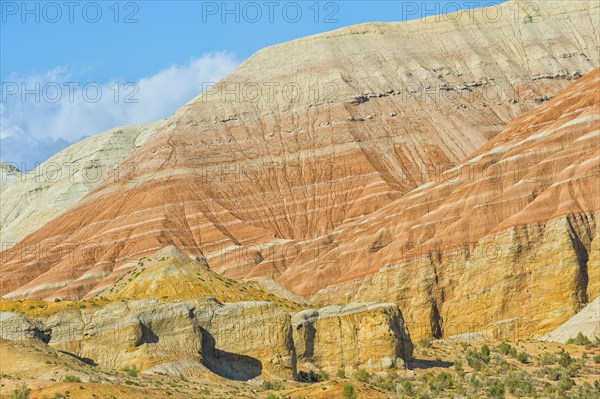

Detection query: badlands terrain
(1, 0), (599, 398)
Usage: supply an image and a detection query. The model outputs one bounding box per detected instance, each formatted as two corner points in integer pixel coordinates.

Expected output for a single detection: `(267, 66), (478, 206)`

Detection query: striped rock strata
(0, 121), (165, 248)
(1, 0), (599, 303)
(310, 68), (600, 340)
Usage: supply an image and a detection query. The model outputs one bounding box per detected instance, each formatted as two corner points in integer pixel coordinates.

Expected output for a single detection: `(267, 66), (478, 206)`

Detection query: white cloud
(0, 52), (239, 169)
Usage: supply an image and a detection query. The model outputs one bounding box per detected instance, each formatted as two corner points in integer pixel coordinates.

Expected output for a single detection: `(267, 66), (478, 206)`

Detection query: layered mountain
(0, 121), (165, 247)
(310, 67), (600, 339)
(0, 0), (599, 339)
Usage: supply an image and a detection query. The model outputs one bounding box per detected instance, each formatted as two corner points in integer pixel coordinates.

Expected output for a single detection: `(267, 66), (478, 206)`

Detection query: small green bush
(566, 332), (591, 346)
(557, 349), (573, 368)
(318, 369), (329, 381)
(342, 384), (357, 399)
(63, 375), (81, 383)
(122, 365), (139, 377)
(11, 384), (31, 399)
(354, 368), (371, 383)
(486, 380), (505, 399)
(336, 368), (346, 378)
(261, 381), (284, 391)
(557, 373), (574, 391)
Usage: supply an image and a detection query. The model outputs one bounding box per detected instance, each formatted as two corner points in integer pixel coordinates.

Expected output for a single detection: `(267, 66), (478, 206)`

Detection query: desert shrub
(557, 349), (574, 368)
(466, 347), (491, 370)
(354, 368), (371, 383)
(261, 381), (284, 391)
(538, 352), (558, 365)
(454, 359), (464, 372)
(593, 355), (600, 364)
(342, 384), (357, 399)
(399, 379), (414, 395)
(336, 368), (346, 378)
(63, 375), (81, 383)
(496, 342), (517, 357)
(429, 371), (454, 391)
(11, 384), (31, 399)
(469, 375), (483, 394)
(566, 332), (591, 346)
(557, 373), (574, 391)
(318, 369), (329, 381)
(419, 339), (432, 348)
(481, 345), (491, 363)
(486, 380), (505, 399)
(122, 365), (139, 377)
(516, 352), (529, 364)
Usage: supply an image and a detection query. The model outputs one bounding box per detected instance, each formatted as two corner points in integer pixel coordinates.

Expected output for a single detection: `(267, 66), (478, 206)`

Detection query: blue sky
(0, 0), (506, 169)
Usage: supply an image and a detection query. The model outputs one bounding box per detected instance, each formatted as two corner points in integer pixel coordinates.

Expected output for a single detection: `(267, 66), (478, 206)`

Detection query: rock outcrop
(45, 299), (202, 371)
(0, 311), (50, 343)
(194, 300), (297, 380)
(292, 303), (413, 374)
(0, 121), (165, 248)
(1, 0), (599, 302)
(3, 298), (299, 380)
(0, 299), (413, 381)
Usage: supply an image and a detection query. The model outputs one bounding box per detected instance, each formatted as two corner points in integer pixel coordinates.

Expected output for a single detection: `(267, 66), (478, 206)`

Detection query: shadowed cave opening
(199, 328), (262, 381)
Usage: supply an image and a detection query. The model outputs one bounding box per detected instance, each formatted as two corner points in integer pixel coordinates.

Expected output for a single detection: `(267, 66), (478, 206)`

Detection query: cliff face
(311, 68), (600, 339)
(1, 0), (598, 303)
(0, 298), (413, 380)
(292, 303), (413, 374)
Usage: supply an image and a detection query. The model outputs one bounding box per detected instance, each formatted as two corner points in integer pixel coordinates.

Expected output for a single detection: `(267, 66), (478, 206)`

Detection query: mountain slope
(0, 121), (165, 247)
(309, 67), (600, 339)
(0, 0), (599, 303)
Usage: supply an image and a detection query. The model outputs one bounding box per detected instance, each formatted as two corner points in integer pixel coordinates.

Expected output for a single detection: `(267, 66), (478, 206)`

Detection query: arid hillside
(1, 0), (598, 306)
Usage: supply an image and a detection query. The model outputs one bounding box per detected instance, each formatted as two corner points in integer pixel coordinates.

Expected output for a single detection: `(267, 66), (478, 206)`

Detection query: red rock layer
(0, 1), (599, 300)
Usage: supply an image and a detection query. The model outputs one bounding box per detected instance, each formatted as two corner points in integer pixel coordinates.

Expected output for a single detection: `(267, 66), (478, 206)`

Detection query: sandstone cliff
(1, 0), (598, 303)
(292, 303), (413, 374)
(0, 298), (414, 381)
